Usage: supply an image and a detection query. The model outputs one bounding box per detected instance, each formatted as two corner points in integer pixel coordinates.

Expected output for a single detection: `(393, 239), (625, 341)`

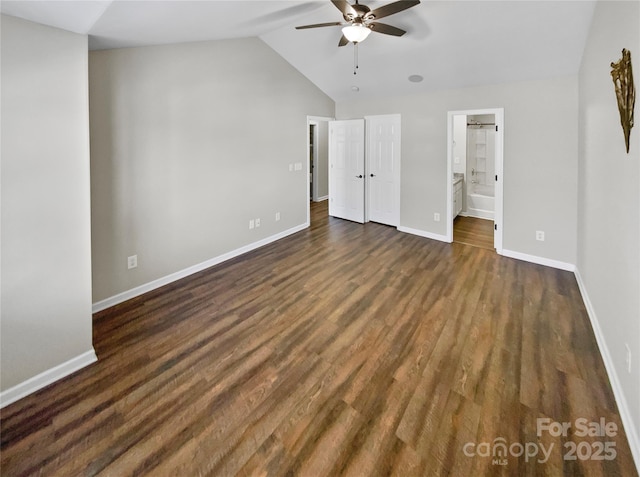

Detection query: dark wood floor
(454, 215), (495, 251)
(1, 201), (637, 476)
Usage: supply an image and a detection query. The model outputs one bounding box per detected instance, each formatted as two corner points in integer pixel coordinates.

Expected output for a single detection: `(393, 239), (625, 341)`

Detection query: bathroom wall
(452, 115), (467, 175)
(466, 114), (496, 192)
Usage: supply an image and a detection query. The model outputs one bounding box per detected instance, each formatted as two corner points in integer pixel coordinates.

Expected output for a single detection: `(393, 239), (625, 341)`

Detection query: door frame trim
(446, 108), (504, 253)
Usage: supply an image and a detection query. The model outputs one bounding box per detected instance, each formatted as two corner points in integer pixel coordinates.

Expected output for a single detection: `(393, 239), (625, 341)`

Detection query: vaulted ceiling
(1, 0), (596, 101)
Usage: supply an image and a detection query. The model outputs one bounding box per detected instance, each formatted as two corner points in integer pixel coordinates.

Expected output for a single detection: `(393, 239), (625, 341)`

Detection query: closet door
(367, 114), (401, 226)
(328, 119), (365, 223)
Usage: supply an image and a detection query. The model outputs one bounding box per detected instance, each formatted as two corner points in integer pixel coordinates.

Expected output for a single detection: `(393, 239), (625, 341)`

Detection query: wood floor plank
(338, 378), (415, 477)
(453, 215), (495, 250)
(429, 389), (482, 476)
(1, 200), (637, 476)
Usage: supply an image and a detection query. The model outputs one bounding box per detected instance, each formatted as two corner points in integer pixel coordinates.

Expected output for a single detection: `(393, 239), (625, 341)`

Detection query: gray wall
(336, 77), (578, 264)
(89, 38), (334, 303)
(316, 120), (329, 199)
(578, 0), (639, 448)
(1, 16), (94, 391)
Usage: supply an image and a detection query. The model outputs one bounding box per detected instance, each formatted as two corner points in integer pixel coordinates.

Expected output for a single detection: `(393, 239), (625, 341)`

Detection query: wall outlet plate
(434, 213), (441, 222)
(127, 255), (137, 269)
(625, 343), (631, 373)
(536, 231), (545, 241)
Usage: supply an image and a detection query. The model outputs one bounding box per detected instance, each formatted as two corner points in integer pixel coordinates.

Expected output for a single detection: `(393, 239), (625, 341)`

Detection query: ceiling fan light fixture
(342, 24), (371, 43)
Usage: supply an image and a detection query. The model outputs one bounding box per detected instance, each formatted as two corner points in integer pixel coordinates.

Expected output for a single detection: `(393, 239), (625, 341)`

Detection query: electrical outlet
(434, 213), (440, 222)
(127, 255), (137, 270)
(255, 218), (261, 228)
(249, 219), (255, 230)
(275, 212), (281, 221)
(536, 231), (545, 241)
(625, 343), (631, 374)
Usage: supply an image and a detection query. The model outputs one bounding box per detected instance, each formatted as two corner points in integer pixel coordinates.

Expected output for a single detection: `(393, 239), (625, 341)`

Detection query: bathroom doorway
(446, 108), (504, 253)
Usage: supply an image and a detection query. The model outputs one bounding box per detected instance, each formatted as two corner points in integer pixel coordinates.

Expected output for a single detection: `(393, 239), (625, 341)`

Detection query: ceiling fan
(296, 0), (420, 46)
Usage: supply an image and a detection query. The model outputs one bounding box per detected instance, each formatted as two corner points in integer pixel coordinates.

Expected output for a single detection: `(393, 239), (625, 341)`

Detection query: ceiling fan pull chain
(353, 41), (358, 75)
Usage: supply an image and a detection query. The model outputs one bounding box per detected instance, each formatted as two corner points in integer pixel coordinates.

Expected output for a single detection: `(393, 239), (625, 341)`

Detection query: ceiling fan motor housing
(295, 0), (420, 46)
(345, 4), (375, 24)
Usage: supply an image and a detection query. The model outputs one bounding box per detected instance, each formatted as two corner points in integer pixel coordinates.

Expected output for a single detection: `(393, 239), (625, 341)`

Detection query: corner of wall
(574, 267), (640, 470)
(0, 350), (97, 409)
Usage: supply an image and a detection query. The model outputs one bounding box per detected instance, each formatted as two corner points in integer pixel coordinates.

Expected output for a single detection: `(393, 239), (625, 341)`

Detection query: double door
(328, 115), (401, 226)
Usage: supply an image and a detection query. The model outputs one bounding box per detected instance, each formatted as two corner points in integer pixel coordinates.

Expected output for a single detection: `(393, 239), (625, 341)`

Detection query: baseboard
(574, 268), (640, 472)
(92, 223), (309, 313)
(314, 196), (329, 202)
(397, 226), (449, 243)
(500, 249), (576, 272)
(465, 210), (495, 221)
(0, 349), (97, 409)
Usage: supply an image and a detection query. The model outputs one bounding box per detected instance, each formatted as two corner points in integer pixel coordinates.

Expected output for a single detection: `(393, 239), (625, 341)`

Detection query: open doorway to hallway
(306, 116), (332, 224)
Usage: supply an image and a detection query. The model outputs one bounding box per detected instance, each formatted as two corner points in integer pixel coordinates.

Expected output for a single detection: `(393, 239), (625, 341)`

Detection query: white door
(329, 119), (365, 223)
(367, 115), (401, 226)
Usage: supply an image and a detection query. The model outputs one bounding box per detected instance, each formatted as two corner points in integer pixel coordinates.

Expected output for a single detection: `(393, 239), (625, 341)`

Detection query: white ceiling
(1, 0), (596, 102)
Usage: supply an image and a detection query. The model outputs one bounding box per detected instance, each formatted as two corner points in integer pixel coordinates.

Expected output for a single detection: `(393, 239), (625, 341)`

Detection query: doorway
(309, 122), (315, 201)
(446, 108), (504, 253)
(306, 116), (333, 225)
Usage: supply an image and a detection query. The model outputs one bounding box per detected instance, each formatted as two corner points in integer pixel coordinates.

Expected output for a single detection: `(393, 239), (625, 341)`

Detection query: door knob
(356, 175), (363, 178)
(370, 173), (376, 177)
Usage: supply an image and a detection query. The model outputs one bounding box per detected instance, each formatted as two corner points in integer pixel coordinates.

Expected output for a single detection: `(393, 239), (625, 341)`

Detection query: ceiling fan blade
(295, 21), (344, 30)
(331, 0), (357, 17)
(338, 34), (349, 47)
(368, 22), (406, 37)
(368, 0), (420, 20)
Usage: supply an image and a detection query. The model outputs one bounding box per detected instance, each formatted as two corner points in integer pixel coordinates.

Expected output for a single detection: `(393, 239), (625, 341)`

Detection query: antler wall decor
(610, 48), (635, 153)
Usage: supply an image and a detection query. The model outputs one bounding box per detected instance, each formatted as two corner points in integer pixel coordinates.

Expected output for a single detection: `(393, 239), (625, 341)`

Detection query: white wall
(577, 0), (640, 462)
(336, 76), (578, 264)
(89, 38), (335, 303)
(316, 121), (329, 199)
(1, 15), (95, 397)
